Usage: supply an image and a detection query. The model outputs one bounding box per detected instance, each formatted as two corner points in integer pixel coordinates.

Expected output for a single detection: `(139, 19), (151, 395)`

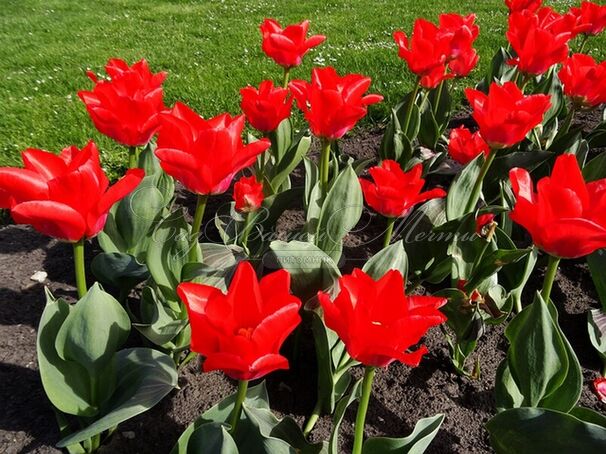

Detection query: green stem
(228, 380), (249, 434)
(541, 255), (561, 303)
(188, 194), (208, 263)
(73, 239), (87, 299)
(532, 128), (543, 151)
(282, 67), (291, 88)
(579, 34), (589, 54)
(352, 366), (376, 454)
(128, 146), (137, 169)
(402, 79), (421, 135)
(383, 217), (395, 248)
(433, 81), (444, 115)
(320, 138), (332, 198)
(241, 211), (254, 254)
(303, 399), (322, 437)
(464, 148), (497, 214)
(561, 106), (576, 135)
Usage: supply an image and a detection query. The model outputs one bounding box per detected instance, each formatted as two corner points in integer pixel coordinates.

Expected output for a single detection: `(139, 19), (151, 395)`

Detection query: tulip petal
(11, 200), (86, 241)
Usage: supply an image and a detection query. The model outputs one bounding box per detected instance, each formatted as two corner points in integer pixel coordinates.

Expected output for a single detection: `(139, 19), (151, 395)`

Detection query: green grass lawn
(1, 0), (604, 177)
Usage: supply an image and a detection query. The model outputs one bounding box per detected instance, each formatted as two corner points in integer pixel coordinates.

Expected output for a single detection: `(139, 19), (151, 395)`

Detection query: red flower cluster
(509, 154), (606, 259)
(571, 1), (606, 36)
(155, 103), (270, 195)
(233, 176), (264, 213)
(360, 160), (446, 219)
(0, 142), (143, 242)
(559, 54), (606, 108)
(78, 58), (167, 147)
(260, 19), (326, 69)
(178, 261), (301, 380)
(465, 82), (551, 149)
(240, 80), (293, 133)
(319, 269), (447, 368)
(448, 126), (490, 165)
(507, 8), (575, 75)
(289, 67), (383, 140)
(393, 14), (479, 88)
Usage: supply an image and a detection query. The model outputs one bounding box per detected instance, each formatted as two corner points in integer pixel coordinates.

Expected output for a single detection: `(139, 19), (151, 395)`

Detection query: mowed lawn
(0, 0), (604, 177)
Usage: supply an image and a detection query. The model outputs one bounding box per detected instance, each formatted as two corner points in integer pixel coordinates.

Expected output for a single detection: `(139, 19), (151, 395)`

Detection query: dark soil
(1, 124), (606, 454)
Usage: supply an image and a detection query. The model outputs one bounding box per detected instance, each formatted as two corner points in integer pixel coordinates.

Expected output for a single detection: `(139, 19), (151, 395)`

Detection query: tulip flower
(78, 58), (167, 167)
(178, 261), (301, 432)
(559, 54), (606, 109)
(318, 268), (446, 454)
(505, 0), (542, 13)
(240, 80), (293, 133)
(465, 82), (551, 149)
(438, 13), (480, 77)
(233, 175), (264, 253)
(155, 102), (270, 261)
(448, 126), (490, 165)
(507, 9), (572, 76)
(260, 18), (326, 86)
(571, 1), (606, 37)
(393, 19), (451, 89)
(509, 154), (606, 301)
(593, 377), (606, 404)
(359, 160), (446, 247)
(290, 67), (382, 197)
(475, 213), (496, 237)
(0, 141), (144, 297)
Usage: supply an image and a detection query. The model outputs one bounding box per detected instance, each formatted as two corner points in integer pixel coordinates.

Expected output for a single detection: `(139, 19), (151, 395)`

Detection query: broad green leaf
(316, 165), (363, 262)
(363, 414), (444, 454)
(329, 379), (362, 454)
(133, 286), (187, 346)
(588, 309), (606, 363)
(495, 360), (524, 412)
(235, 406), (297, 453)
(465, 248), (531, 291)
(583, 153), (606, 182)
(505, 293), (568, 407)
(147, 209), (191, 301)
(362, 240), (408, 280)
(91, 252), (149, 294)
(57, 348), (178, 447)
(37, 290), (93, 416)
(486, 407), (606, 453)
(187, 423), (238, 454)
(271, 118), (292, 163)
(55, 283), (130, 377)
(587, 250), (606, 310)
(271, 133), (311, 192)
(570, 406), (606, 429)
(446, 153), (484, 221)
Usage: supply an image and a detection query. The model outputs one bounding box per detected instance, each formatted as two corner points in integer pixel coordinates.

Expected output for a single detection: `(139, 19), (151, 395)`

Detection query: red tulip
(438, 13), (480, 77)
(476, 213), (496, 236)
(233, 176), (264, 213)
(507, 9), (572, 75)
(448, 126), (490, 165)
(78, 58), (167, 147)
(509, 153), (606, 258)
(318, 268), (447, 368)
(505, 0), (542, 13)
(571, 1), (606, 36)
(559, 54), (606, 108)
(259, 19), (326, 69)
(0, 141), (143, 242)
(360, 160), (446, 219)
(155, 103), (270, 195)
(465, 82), (551, 148)
(393, 19), (452, 88)
(240, 80), (293, 133)
(593, 377), (606, 403)
(289, 67), (383, 140)
(177, 261), (301, 380)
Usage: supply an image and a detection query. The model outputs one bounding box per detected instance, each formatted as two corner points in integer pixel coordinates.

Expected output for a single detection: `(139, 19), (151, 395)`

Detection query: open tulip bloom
(319, 269), (447, 453)
(78, 58), (167, 167)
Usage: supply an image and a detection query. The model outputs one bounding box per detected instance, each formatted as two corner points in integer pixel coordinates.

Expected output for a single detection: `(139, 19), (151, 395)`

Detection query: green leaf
(268, 241), (341, 301)
(147, 209), (191, 301)
(363, 414), (444, 454)
(329, 379), (362, 454)
(588, 309), (606, 363)
(181, 244), (246, 291)
(495, 360), (524, 412)
(91, 252), (149, 294)
(57, 348), (178, 447)
(362, 240), (408, 280)
(583, 153), (606, 182)
(446, 153), (484, 221)
(465, 248), (531, 291)
(587, 250), (606, 310)
(570, 406), (606, 429)
(316, 165), (363, 262)
(486, 407), (606, 453)
(37, 290), (93, 416)
(271, 118), (293, 163)
(270, 132), (311, 192)
(235, 406), (297, 453)
(187, 423), (238, 454)
(133, 286), (188, 347)
(55, 283), (130, 377)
